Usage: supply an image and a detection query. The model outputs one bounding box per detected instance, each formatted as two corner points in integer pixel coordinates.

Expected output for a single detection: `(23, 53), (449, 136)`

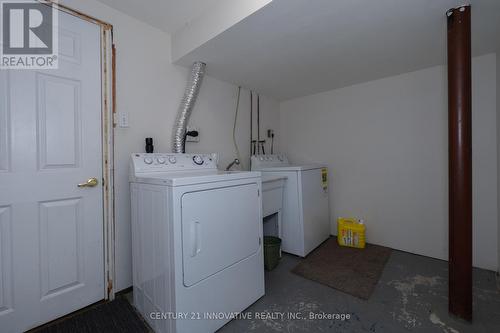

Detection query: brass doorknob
(78, 177), (99, 188)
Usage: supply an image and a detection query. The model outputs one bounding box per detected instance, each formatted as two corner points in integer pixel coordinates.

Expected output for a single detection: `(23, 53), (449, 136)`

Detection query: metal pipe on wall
(447, 5), (472, 321)
(257, 94), (260, 154)
(250, 91), (253, 157)
(172, 61), (206, 153)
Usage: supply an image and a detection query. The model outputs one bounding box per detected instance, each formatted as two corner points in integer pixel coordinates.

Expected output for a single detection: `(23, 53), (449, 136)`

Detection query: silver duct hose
(172, 61), (206, 153)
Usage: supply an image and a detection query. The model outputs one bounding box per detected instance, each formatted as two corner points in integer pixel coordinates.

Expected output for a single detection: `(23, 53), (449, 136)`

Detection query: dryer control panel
(250, 154), (289, 170)
(131, 153), (219, 173)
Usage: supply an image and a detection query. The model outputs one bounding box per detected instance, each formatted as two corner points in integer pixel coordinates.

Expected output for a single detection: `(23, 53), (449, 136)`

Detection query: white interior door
(0, 11), (104, 333)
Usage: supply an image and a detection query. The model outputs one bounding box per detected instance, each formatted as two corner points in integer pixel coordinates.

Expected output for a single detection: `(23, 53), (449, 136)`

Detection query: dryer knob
(156, 157), (166, 164)
(168, 156), (177, 164)
(144, 157), (153, 165)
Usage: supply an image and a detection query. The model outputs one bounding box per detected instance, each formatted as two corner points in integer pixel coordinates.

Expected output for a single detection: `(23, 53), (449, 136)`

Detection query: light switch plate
(118, 112), (129, 128)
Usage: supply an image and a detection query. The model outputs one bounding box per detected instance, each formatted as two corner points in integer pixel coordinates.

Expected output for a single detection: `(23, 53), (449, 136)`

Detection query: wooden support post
(447, 5), (472, 321)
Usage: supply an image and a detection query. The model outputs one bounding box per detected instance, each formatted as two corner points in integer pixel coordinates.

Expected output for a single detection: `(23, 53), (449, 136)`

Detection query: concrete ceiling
(175, 0), (500, 100)
(96, 0), (225, 33)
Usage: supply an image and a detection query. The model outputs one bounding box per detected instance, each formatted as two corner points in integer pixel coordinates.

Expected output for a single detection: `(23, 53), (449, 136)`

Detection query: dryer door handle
(191, 221), (201, 257)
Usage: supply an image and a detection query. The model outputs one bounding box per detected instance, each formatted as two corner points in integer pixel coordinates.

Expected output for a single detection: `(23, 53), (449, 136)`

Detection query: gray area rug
(292, 237), (392, 299)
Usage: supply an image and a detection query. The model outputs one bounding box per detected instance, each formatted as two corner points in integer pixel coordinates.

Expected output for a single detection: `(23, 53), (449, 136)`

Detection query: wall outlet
(186, 126), (200, 142)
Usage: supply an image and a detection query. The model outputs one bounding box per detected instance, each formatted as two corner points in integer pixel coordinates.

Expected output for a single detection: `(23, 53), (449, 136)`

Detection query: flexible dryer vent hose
(172, 61), (206, 153)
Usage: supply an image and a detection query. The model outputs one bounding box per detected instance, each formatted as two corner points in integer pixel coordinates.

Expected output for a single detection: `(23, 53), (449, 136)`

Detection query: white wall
(171, 0), (272, 62)
(186, 81), (280, 170)
(280, 54), (498, 271)
(62, 0), (280, 291)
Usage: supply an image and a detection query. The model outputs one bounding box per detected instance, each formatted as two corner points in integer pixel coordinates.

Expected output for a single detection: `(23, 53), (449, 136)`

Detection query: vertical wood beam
(447, 5), (472, 321)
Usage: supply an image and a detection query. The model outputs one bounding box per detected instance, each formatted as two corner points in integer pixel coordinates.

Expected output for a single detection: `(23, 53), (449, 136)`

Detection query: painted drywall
(174, 0), (500, 101)
(62, 0), (280, 291)
(171, 0), (272, 62)
(280, 54), (498, 271)
(96, 0), (226, 33)
(187, 84), (279, 170)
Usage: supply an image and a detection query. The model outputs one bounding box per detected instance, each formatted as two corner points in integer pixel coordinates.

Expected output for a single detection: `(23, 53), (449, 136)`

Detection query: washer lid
(132, 170), (261, 186)
(258, 164), (326, 172)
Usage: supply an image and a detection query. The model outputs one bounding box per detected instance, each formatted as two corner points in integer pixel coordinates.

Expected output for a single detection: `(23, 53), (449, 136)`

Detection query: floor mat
(292, 238), (392, 299)
(32, 297), (150, 333)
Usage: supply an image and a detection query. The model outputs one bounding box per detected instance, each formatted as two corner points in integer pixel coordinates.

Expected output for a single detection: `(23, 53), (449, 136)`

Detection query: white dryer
(130, 153), (264, 333)
(251, 155), (330, 257)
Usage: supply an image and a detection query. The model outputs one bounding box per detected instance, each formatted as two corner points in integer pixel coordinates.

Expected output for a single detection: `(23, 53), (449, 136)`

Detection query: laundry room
(1, 0), (500, 332)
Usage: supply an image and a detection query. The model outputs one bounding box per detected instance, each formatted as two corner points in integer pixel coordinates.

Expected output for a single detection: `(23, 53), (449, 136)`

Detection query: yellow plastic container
(337, 217), (366, 249)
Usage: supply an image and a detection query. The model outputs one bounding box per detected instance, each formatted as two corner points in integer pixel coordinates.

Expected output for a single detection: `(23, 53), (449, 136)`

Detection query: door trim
(39, 1), (117, 300)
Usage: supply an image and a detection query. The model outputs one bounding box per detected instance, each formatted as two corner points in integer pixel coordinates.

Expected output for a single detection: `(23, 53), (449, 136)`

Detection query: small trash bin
(264, 236), (282, 271)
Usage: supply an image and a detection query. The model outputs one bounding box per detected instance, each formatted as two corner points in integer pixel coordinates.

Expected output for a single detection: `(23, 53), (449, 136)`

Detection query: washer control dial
(156, 157), (166, 164)
(144, 157), (153, 165)
(168, 156), (177, 164)
(192, 155), (204, 165)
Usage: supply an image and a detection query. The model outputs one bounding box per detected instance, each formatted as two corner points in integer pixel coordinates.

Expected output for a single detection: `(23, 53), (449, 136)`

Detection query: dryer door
(181, 183), (261, 287)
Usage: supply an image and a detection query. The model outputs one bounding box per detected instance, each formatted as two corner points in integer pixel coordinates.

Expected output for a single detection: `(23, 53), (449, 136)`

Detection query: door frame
(39, 1), (117, 300)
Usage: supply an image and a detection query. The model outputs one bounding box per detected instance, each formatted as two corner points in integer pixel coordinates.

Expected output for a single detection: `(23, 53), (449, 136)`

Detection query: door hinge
(257, 189), (260, 197)
(259, 237), (262, 245)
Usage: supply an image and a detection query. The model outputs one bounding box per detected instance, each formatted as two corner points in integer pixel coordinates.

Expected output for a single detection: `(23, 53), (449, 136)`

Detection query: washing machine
(130, 153), (264, 333)
(251, 154), (330, 257)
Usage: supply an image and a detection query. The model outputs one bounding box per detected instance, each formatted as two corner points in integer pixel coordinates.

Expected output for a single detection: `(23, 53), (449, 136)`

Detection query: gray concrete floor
(218, 251), (500, 333)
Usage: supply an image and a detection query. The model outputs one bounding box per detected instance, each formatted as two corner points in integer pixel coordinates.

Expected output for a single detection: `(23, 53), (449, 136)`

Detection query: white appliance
(130, 153), (264, 333)
(251, 154), (330, 257)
